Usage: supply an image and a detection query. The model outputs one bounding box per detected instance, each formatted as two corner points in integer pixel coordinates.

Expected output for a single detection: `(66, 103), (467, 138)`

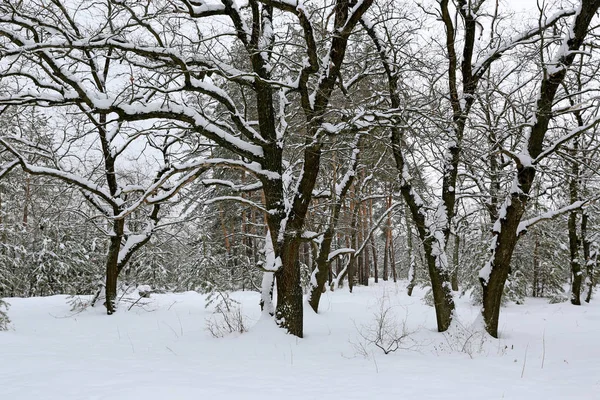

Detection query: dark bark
(583, 213), (596, 303)
(371, 206), (379, 283)
(532, 237), (539, 297)
(390, 233), (397, 283)
(406, 211), (416, 296)
(22, 175), (30, 226)
(451, 233), (460, 291)
(104, 228), (122, 315)
(382, 229), (389, 281)
(568, 144), (582, 305)
(274, 238), (304, 337)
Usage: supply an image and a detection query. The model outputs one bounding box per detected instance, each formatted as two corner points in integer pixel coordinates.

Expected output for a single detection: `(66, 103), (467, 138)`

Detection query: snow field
(1, 282), (599, 399)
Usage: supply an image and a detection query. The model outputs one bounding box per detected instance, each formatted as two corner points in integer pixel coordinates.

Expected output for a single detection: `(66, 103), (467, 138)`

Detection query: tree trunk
(582, 213), (596, 303)
(22, 175), (30, 226)
(568, 136), (582, 305)
(451, 233), (460, 291)
(569, 211), (582, 305)
(382, 230), (390, 281)
(532, 237), (539, 297)
(406, 213), (416, 296)
(275, 237), (304, 337)
(390, 231), (397, 283)
(105, 221), (123, 314)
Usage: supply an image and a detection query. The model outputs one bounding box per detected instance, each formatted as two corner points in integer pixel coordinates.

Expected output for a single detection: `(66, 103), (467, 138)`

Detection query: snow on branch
(204, 195), (269, 214)
(327, 248), (355, 262)
(533, 115), (600, 164)
(517, 196), (600, 235)
(472, 8), (577, 79)
(0, 137), (118, 206)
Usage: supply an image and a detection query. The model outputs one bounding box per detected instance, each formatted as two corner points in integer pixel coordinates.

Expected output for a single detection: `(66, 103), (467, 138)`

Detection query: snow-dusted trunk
(585, 244), (597, 304)
(569, 210), (583, 305)
(583, 213), (596, 303)
(275, 237), (304, 337)
(308, 225), (339, 313)
(568, 117), (584, 305)
(480, 195), (525, 337)
(394, 137), (455, 330)
(308, 170), (356, 311)
(406, 210), (416, 296)
(532, 237), (540, 297)
(422, 236), (454, 331)
(451, 233), (460, 291)
(105, 219), (124, 315)
(105, 236), (120, 315)
(568, 156), (582, 305)
(480, 1), (600, 337)
(266, 140), (323, 337)
(22, 175), (30, 226)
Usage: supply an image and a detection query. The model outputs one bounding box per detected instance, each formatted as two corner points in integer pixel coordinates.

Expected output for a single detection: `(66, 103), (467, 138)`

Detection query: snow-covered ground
(2, 282), (599, 399)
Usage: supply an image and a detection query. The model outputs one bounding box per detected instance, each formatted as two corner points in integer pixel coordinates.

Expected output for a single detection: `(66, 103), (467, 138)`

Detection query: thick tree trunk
(105, 236), (120, 315)
(423, 237), (453, 331)
(481, 188), (526, 337)
(275, 237), (304, 337)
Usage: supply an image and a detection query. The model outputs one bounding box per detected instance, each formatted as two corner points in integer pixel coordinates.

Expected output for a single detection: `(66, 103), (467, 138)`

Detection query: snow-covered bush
(433, 319), (499, 358)
(205, 290), (247, 338)
(352, 293), (415, 356)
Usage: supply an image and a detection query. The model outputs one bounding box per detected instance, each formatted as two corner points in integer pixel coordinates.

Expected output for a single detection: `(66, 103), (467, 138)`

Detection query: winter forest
(1, 0), (600, 398)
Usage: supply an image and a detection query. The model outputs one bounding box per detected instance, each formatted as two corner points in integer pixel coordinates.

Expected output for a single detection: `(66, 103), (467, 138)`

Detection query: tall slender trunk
(532, 237), (539, 297)
(569, 210), (582, 305)
(390, 231), (397, 283)
(22, 175), (30, 226)
(451, 233), (460, 291)
(383, 194), (392, 281)
(583, 212), (596, 303)
(359, 203), (369, 285)
(568, 123), (583, 305)
(347, 201), (360, 292)
(370, 198), (379, 283)
(406, 211), (416, 296)
(382, 230), (390, 282)
(105, 219), (124, 314)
